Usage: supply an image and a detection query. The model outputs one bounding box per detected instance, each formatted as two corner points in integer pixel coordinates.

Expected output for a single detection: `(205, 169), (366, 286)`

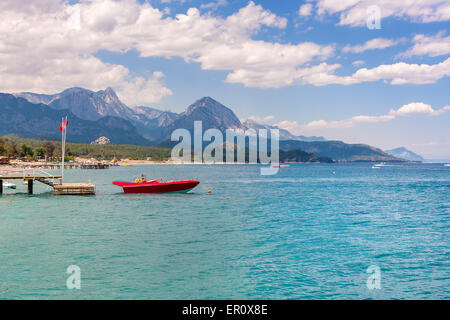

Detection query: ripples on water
(0, 163), (449, 299)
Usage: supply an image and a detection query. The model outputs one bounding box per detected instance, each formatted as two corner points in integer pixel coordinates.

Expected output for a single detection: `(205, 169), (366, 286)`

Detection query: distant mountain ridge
(385, 147), (424, 162)
(15, 88), (324, 142)
(280, 140), (402, 162)
(242, 119), (326, 142)
(17, 87), (135, 121)
(7, 87), (406, 162)
(0, 93), (149, 145)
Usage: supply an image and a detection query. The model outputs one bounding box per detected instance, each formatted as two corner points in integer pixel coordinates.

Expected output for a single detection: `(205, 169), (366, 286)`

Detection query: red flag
(59, 117), (68, 131)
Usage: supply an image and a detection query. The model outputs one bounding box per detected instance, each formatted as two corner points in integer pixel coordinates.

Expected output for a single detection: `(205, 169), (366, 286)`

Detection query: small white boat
(3, 180), (16, 189)
(445, 164), (450, 167)
(373, 162), (386, 167)
(372, 162), (396, 168)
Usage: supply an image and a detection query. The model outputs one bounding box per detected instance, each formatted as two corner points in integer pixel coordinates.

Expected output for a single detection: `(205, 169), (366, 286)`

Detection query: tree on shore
(7, 142), (19, 157)
(33, 147), (45, 159)
(42, 142), (55, 160)
(0, 137), (6, 156)
(20, 144), (34, 158)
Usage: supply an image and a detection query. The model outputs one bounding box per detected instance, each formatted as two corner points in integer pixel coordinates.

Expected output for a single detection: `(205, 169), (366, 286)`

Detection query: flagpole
(64, 116), (67, 173)
(61, 116), (67, 182)
(61, 117), (64, 181)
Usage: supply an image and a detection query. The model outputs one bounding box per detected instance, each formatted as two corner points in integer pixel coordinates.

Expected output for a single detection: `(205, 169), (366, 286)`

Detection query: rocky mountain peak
(103, 87), (119, 99)
(60, 87), (87, 95)
(187, 96), (229, 112)
(183, 96), (242, 129)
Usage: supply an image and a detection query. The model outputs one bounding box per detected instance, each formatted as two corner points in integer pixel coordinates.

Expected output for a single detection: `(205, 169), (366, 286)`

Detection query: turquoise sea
(0, 163), (449, 299)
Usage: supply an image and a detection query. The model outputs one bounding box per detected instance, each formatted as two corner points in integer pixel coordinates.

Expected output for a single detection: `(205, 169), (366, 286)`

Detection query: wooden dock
(53, 183), (95, 195)
(79, 163), (109, 169)
(0, 172), (95, 195)
(8, 162), (109, 170)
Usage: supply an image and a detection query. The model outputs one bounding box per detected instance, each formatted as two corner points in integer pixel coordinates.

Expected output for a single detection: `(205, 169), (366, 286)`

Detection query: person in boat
(134, 174), (147, 183)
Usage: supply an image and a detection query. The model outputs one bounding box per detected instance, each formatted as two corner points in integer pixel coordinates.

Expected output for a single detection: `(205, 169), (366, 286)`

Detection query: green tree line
(0, 135), (171, 161)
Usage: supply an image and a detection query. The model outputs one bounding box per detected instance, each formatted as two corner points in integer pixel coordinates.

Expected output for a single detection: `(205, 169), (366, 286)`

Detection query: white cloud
(245, 115), (275, 124)
(412, 141), (445, 147)
(116, 72), (173, 106)
(0, 0), (449, 101)
(223, 53), (450, 88)
(299, 4), (313, 17)
(276, 120), (303, 134)
(399, 31), (450, 58)
(161, 0), (187, 3)
(1, 0), (334, 94)
(0, 0), (61, 15)
(342, 38), (400, 53)
(300, 114), (394, 131)
(314, 0), (450, 26)
(350, 58), (450, 85)
(0, 0), (172, 106)
(298, 58), (450, 86)
(200, 0), (227, 11)
(390, 102), (435, 116)
(352, 60), (365, 67)
(299, 102), (450, 132)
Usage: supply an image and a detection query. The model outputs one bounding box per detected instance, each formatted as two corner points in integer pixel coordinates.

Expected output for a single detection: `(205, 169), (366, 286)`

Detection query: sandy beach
(0, 158), (173, 174)
(0, 165), (18, 175)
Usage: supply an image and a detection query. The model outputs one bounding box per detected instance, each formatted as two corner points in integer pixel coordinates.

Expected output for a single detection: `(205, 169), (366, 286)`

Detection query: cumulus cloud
(245, 115), (275, 124)
(314, 0), (450, 26)
(1, 0), (332, 94)
(1, 0), (449, 101)
(392, 102), (450, 116)
(0, 0), (61, 15)
(399, 31), (450, 58)
(350, 58), (450, 85)
(200, 0), (227, 11)
(299, 4), (313, 17)
(352, 60), (365, 67)
(299, 102), (450, 132)
(275, 120), (303, 134)
(0, 0), (174, 106)
(342, 38), (400, 53)
(299, 58), (450, 86)
(116, 72), (173, 106)
(223, 53), (450, 87)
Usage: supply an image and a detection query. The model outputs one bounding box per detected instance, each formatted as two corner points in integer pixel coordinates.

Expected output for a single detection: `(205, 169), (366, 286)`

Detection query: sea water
(0, 163), (448, 299)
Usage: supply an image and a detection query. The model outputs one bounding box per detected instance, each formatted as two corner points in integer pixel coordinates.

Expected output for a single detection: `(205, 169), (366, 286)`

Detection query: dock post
(28, 179), (33, 195)
(0, 179), (3, 195)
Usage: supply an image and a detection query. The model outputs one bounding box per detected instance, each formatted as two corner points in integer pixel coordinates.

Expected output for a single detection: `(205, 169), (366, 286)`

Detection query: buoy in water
(207, 190), (212, 194)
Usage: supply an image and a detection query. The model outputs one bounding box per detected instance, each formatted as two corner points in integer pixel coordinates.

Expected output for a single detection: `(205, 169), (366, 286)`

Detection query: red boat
(112, 179), (200, 194)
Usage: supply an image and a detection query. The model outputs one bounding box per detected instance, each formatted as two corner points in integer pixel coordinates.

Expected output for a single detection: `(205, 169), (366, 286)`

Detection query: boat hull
(3, 182), (16, 189)
(113, 180), (200, 194)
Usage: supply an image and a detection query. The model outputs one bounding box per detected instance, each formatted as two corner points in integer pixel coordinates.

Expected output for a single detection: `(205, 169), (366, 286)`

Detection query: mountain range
(279, 140), (401, 162)
(241, 119), (326, 142)
(385, 147), (425, 162)
(0, 87), (411, 161)
(0, 93), (148, 145)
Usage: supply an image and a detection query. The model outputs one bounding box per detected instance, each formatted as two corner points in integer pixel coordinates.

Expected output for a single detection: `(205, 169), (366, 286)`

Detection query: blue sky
(1, 0), (449, 158)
